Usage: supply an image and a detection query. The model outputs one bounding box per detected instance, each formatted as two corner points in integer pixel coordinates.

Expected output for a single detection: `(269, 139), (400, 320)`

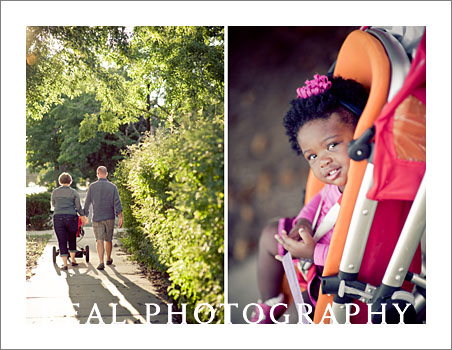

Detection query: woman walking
(51, 172), (88, 270)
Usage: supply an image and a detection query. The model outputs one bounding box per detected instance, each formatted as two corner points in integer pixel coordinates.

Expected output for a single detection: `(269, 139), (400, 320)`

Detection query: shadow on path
(26, 228), (177, 324)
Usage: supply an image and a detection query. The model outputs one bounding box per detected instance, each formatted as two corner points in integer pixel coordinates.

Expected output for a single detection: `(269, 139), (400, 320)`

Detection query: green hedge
(114, 116), (224, 323)
(26, 192), (52, 230)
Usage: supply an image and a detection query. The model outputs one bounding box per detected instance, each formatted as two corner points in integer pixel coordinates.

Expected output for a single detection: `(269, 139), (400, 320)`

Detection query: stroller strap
(312, 202), (340, 242)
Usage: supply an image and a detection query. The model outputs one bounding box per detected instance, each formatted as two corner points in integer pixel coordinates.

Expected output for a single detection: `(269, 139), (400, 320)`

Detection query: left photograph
(25, 26), (224, 324)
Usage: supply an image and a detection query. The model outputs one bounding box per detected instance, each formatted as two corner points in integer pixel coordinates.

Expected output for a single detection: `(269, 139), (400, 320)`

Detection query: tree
(127, 26), (224, 122)
(26, 26), (224, 186)
(26, 93), (143, 187)
(27, 26), (140, 142)
(26, 26), (224, 141)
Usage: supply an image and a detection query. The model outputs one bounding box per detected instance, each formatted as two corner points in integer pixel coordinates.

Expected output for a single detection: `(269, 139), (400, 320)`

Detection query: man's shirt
(84, 178), (122, 222)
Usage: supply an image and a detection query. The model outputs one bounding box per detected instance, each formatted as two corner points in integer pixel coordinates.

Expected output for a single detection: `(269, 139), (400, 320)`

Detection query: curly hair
(283, 75), (369, 155)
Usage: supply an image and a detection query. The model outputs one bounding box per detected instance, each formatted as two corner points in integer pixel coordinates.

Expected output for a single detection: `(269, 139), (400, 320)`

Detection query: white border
(2, 1), (451, 349)
(223, 25), (229, 316)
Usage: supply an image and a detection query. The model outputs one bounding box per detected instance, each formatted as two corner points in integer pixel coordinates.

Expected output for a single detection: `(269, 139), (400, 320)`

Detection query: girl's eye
(328, 142), (339, 151)
(308, 154), (317, 161)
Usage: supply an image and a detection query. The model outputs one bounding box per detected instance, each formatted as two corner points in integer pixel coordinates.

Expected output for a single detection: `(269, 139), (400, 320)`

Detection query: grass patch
(26, 234), (52, 280)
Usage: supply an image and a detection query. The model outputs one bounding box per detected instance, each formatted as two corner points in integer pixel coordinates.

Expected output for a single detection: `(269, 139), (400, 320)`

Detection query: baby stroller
(52, 216), (90, 263)
(281, 26), (426, 324)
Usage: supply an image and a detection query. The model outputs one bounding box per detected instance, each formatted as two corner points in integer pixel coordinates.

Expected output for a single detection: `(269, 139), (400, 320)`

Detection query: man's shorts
(93, 219), (115, 241)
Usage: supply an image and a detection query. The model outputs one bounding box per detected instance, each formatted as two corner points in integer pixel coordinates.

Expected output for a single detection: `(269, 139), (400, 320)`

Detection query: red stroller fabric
(76, 216), (83, 238)
(367, 31), (426, 201)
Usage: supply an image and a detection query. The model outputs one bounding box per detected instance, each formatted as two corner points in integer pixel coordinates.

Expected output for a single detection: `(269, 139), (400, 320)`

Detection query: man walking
(84, 166), (123, 270)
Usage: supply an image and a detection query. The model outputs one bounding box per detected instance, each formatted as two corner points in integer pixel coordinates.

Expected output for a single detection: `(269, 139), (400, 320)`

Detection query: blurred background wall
(227, 26), (358, 322)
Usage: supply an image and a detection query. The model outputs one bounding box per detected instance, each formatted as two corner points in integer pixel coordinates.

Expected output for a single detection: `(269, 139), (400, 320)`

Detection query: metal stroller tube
(329, 161), (378, 323)
(368, 175), (425, 323)
(381, 175), (425, 288)
(338, 163), (378, 276)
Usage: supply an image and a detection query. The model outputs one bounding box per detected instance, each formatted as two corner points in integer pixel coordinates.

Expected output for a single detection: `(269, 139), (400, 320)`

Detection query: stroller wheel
(85, 245), (89, 262)
(52, 246), (57, 264)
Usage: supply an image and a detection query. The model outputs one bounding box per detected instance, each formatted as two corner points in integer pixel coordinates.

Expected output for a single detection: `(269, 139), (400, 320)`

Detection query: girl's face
(297, 112), (355, 192)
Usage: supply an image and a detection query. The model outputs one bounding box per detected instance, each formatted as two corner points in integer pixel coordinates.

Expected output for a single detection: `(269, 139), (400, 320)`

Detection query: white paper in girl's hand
(281, 252), (310, 324)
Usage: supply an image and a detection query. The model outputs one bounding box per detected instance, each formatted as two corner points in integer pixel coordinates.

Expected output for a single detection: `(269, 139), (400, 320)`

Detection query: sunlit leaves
(126, 26), (224, 122)
(26, 26), (134, 130)
(26, 26), (224, 141)
(79, 113), (98, 142)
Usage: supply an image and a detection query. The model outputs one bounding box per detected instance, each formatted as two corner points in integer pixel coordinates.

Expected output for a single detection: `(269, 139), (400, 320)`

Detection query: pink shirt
(293, 184), (342, 266)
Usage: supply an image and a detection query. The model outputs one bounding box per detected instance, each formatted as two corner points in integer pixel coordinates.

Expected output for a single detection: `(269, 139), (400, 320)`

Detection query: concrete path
(26, 227), (176, 324)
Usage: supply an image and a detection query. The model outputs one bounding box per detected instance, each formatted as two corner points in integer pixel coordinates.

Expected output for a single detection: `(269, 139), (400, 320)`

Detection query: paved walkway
(26, 227), (176, 324)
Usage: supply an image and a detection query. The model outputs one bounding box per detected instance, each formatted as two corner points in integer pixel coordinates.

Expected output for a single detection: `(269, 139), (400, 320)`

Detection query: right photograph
(228, 26), (426, 324)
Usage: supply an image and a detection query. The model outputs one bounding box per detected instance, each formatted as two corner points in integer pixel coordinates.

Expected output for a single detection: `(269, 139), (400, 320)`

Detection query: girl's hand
(274, 227), (316, 261)
(288, 218), (313, 240)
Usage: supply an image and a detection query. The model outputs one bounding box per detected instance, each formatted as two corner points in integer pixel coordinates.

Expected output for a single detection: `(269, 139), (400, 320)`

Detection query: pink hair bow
(296, 74), (332, 99)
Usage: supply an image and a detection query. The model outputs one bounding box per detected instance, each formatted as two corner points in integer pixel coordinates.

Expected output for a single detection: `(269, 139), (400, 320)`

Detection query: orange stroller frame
(282, 27), (426, 324)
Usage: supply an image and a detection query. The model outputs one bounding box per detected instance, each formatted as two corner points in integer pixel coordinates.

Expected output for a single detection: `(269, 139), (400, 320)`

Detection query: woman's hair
(283, 75), (369, 155)
(58, 172), (72, 185)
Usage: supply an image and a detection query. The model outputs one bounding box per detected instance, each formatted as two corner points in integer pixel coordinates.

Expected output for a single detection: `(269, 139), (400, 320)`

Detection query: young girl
(253, 74), (369, 323)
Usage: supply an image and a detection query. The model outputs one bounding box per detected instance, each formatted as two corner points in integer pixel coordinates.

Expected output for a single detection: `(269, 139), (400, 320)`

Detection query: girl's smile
(296, 112), (355, 192)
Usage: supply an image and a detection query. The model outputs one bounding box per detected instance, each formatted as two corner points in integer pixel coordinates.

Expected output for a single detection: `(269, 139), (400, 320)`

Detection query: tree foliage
(26, 93), (144, 186)
(27, 26), (224, 185)
(26, 26), (224, 140)
(26, 26), (133, 135)
(128, 26), (224, 119)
